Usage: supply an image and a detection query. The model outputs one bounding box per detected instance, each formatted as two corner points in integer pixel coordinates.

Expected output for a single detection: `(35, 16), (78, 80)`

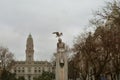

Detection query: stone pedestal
(55, 49), (68, 80)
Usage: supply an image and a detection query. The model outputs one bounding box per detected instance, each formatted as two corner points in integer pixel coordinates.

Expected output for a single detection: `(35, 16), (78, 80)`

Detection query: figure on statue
(57, 38), (65, 50)
(57, 38), (65, 67)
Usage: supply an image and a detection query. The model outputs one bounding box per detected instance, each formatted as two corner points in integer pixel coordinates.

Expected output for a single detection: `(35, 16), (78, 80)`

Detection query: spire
(28, 33), (32, 38)
(27, 33), (33, 43)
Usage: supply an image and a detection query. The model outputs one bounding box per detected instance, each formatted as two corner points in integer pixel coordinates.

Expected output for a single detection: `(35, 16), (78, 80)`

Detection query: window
(18, 67), (20, 69)
(22, 70), (24, 73)
(18, 70), (20, 73)
(14, 70), (16, 73)
(28, 75), (31, 80)
(34, 70), (37, 73)
(28, 67), (31, 72)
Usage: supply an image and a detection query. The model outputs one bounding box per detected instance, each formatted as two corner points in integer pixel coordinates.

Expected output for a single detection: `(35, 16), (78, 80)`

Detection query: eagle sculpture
(52, 32), (63, 37)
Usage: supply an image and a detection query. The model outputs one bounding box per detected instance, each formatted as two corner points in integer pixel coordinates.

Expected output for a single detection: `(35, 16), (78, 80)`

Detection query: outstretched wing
(52, 32), (59, 34)
(52, 32), (63, 37)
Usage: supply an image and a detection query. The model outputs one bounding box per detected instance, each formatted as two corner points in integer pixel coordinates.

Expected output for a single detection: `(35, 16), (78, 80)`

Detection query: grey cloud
(0, 0), (111, 61)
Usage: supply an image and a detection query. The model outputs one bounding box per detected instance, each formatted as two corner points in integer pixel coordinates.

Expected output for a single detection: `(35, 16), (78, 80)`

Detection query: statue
(57, 38), (65, 67)
(53, 31), (65, 52)
(57, 38), (65, 50)
(53, 32), (68, 80)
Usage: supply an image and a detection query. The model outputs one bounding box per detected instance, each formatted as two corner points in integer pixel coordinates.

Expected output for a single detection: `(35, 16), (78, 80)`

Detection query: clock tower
(26, 34), (34, 62)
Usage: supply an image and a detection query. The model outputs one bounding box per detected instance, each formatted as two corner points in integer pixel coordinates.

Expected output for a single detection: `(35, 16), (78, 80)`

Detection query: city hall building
(10, 34), (53, 80)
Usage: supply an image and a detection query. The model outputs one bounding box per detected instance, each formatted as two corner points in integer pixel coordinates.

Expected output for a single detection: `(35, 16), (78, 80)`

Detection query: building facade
(11, 34), (53, 80)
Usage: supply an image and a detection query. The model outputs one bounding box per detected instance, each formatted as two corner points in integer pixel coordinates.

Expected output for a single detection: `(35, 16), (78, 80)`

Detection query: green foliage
(0, 69), (26, 80)
(33, 71), (55, 80)
(0, 69), (17, 80)
(17, 76), (26, 80)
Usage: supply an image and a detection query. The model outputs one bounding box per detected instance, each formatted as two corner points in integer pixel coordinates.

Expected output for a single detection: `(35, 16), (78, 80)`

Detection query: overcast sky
(0, 0), (111, 61)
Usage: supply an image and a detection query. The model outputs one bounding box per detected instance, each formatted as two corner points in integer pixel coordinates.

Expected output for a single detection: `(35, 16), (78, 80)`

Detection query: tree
(33, 71), (55, 80)
(0, 68), (17, 80)
(68, 55), (80, 80)
(94, 1), (120, 80)
(17, 76), (26, 80)
(72, 33), (89, 80)
(0, 46), (15, 70)
(72, 1), (120, 80)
